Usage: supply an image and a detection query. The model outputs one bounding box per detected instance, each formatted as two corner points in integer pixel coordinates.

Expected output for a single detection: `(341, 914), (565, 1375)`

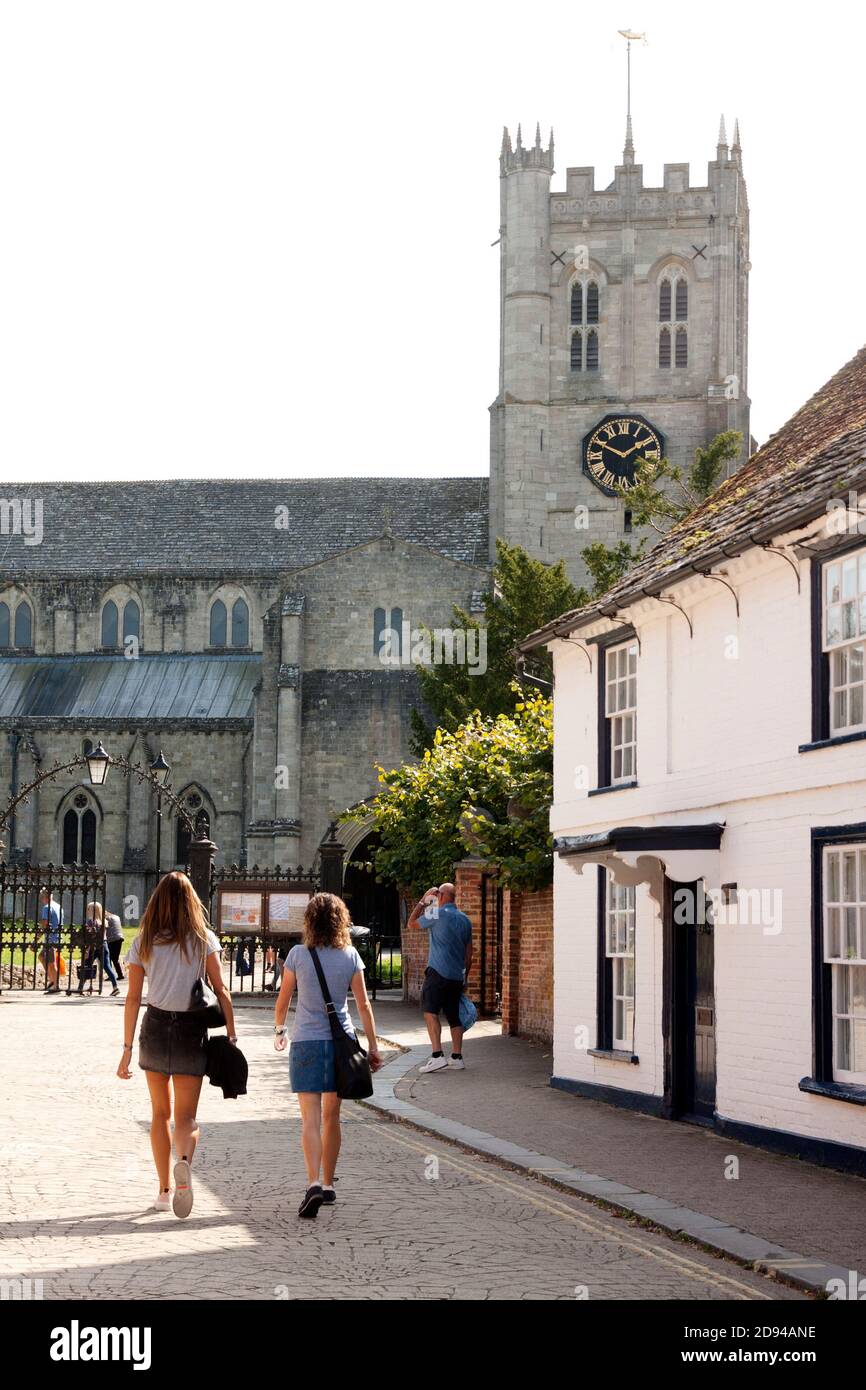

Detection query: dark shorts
(420, 967), (463, 1027)
(289, 1039), (335, 1093)
(138, 1005), (208, 1077)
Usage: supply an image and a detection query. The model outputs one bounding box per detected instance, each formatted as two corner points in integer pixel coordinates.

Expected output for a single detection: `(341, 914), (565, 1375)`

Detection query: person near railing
(79, 903), (119, 997)
(117, 872), (236, 1218)
(273, 892), (382, 1219)
(39, 889), (63, 994)
(105, 906), (126, 982)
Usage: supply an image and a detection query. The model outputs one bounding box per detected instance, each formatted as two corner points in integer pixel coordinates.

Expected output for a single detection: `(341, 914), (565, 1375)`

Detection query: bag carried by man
(308, 946), (374, 1100)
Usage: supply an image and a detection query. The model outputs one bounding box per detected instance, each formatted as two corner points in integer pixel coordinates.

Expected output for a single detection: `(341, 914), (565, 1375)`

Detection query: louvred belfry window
(570, 283), (582, 325)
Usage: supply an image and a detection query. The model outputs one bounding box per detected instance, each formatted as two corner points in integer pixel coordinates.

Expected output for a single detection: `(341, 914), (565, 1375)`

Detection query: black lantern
(85, 741), (111, 786)
(150, 750), (171, 787)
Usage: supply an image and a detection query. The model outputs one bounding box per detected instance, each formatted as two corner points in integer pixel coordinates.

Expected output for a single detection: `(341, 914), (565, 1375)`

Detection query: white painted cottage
(520, 347), (866, 1174)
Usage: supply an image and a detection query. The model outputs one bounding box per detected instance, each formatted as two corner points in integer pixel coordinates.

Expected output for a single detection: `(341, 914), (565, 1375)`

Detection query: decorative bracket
(697, 570), (740, 617)
(642, 588), (693, 638)
(755, 540), (802, 594)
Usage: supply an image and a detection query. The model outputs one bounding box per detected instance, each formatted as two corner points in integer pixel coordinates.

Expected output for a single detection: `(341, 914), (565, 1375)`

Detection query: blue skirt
(289, 1039), (336, 1093)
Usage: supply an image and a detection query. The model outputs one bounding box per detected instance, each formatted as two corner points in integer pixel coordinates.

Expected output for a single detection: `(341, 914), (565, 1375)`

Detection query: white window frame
(605, 639), (638, 783)
(823, 548), (866, 735)
(605, 874), (635, 1051)
(823, 844), (866, 1084)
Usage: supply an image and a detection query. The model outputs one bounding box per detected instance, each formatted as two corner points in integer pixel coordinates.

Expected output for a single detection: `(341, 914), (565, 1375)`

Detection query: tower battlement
(500, 123), (554, 175)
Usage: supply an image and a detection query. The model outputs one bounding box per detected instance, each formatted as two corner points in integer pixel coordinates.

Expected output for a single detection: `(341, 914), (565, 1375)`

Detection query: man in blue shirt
(409, 882), (473, 1072)
(40, 890), (63, 994)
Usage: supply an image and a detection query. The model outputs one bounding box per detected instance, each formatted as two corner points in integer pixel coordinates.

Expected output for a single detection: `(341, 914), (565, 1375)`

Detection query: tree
(579, 429), (743, 594)
(410, 539), (583, 750)
(343, 692), (553, 895)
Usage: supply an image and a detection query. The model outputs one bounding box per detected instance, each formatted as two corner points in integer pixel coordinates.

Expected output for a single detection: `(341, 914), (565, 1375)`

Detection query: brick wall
(509, 886), (553, 1044)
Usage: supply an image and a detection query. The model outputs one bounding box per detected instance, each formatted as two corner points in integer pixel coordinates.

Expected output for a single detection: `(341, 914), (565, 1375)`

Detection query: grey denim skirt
(138, 1004), (208, 1077)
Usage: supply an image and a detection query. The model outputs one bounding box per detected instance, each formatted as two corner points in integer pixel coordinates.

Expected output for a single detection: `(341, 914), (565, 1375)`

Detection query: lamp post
(150, 750), (171, 889)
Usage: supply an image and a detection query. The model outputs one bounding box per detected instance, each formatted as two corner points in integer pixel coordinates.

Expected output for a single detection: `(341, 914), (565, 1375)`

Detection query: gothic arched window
(570, 283), (582, 325)
(101, 600), (119, 648)
(570, 331), (582, 372)
(231, 598), (249, 647)
(176, 794), (211, 865)
(659, 272), (688, 369)
(585, 330), (599, 372)
(209, 599), (227, 647)
(14, 601), (32, 648)
(586, 282), (599, 324)
(373, 607), (387, 655)
(0, 602), (9, 647)
(62, 792), (98, 864)
(123, 600), (140, 642)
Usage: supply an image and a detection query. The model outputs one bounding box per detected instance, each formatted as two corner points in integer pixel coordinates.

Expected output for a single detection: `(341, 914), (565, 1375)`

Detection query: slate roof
(521, 345), (866, 650)
(0, 654), (259, 725)
(0, 477), (489, 577)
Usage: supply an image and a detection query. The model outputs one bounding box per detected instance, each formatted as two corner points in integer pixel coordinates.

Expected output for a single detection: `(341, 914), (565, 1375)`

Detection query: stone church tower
(489, 117), (751, 588)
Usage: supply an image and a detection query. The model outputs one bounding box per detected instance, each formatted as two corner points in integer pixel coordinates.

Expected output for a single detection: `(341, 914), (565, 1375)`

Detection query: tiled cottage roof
(521, 345), (866, 650)
(0, 653), (260, 726)
(0, 477), (489, 577)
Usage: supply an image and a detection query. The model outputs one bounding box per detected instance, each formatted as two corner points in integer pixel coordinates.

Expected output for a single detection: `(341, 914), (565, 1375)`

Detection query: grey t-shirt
(104, 913), (124, 943)
(287, 944), (364, 1043)
(128, 929), (220, 1012)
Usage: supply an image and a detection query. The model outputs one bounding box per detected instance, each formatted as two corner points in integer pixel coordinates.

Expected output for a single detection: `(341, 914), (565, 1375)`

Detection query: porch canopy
(555, 823), (725, 908)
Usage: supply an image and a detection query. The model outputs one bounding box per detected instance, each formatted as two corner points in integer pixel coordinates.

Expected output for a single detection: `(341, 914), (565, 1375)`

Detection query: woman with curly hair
(274, 892), (382, 1218)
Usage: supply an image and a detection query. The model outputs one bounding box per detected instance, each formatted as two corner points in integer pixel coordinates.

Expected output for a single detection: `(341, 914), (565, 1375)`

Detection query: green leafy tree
(579, 429), (743, 593)
(410, 539), (583, 750)
(616, 429), (742, 536)
(343, 692), (553, 894)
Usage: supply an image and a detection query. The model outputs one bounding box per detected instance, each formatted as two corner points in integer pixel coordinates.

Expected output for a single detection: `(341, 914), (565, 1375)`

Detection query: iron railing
(0, 861), (108, 995)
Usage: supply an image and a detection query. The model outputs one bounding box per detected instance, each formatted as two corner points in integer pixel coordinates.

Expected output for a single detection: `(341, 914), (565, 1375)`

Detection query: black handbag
(308, 947), (373, 1100)
(189, 937), (225, 1028)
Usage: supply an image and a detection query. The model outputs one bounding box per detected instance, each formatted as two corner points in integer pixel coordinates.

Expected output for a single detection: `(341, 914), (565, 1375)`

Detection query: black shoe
(298, 1185), (325, 1219)
(321, 1187), (337, 1205)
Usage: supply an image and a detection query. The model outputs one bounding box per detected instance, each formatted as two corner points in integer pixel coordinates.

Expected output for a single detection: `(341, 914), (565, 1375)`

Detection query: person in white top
(117, 872), (236, 1218)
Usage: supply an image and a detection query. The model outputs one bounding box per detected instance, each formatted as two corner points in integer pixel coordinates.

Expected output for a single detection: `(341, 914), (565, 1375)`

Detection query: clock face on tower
(582, 414), (664, 497)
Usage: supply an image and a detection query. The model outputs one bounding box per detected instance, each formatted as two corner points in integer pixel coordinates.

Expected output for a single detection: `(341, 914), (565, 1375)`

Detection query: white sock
(322, 1183), (334, 1192)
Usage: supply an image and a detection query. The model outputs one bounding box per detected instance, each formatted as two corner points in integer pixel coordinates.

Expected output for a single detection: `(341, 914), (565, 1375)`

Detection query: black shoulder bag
(308, 947), (373, 1100)
(189, 937), (225, 1029)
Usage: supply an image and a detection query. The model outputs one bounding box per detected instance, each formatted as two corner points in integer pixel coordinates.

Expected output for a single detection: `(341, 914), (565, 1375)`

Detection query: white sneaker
(152, 1190), (171, 1212)
(419, 1054), (449, 1073)
(172, 1160), (194, 1219)
(448, 1057), (466, 1070)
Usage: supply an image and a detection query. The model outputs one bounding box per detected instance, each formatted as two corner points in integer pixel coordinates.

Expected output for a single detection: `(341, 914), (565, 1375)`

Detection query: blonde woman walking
(117, 872), (235, 1217)
(274, 892), (382, 1218)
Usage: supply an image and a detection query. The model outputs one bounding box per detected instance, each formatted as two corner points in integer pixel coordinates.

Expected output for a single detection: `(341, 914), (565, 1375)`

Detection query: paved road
(0, 995), (802, 1301)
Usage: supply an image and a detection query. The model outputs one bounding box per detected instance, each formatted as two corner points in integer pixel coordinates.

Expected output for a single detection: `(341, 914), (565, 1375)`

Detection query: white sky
(1, 1), (863, 483)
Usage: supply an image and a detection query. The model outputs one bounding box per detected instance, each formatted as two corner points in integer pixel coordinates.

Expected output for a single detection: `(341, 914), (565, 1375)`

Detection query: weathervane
(618, 28), (647, 143)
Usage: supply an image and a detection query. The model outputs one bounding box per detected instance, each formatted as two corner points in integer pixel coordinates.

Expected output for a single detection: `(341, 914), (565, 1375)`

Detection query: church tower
(489, 116), (751, 586)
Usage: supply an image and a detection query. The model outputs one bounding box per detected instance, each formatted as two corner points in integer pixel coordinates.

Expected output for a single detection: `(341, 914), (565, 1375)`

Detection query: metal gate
(0, 861), (108, 995)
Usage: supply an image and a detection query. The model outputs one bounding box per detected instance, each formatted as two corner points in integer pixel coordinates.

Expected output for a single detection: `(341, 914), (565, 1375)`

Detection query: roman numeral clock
(582, 414), (664, 497)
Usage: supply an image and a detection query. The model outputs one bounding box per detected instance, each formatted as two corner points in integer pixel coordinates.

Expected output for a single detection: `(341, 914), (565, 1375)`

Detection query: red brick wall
(399, 889), (427, 1002)
(512, 885), (553, 1045)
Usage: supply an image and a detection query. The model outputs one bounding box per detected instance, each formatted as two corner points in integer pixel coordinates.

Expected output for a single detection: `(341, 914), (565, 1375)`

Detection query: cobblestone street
(0, 995), (803, 1301)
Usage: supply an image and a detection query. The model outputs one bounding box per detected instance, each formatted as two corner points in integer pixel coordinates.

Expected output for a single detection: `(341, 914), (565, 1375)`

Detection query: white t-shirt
(127, 929), (220, 1012)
